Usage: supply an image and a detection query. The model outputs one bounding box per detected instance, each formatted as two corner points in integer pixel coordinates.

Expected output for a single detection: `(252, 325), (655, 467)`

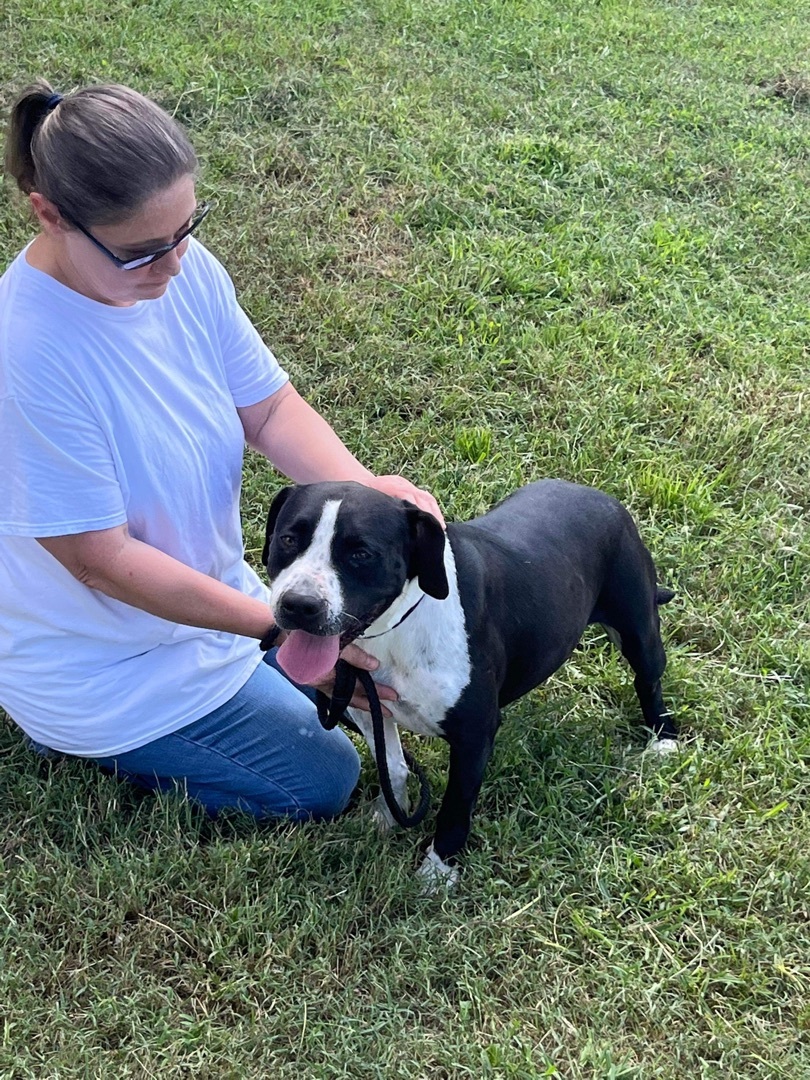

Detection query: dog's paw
(647, 737), (679, 757)
(370, 794), (402, 833)
(417, 844), (460, 894)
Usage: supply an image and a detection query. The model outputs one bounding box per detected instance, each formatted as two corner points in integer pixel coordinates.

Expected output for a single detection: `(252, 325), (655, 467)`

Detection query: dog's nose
(277, 591), (330, 630)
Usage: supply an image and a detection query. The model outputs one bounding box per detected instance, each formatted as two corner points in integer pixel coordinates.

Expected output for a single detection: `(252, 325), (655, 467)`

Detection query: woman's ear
(29, 192), (68, 235)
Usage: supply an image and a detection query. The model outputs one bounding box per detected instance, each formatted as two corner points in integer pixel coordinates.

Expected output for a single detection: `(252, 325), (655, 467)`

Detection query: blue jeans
(89, 650), (360, 821)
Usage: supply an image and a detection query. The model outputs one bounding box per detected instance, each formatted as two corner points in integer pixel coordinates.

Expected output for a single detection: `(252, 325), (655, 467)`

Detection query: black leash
(316, 660), (431, 829)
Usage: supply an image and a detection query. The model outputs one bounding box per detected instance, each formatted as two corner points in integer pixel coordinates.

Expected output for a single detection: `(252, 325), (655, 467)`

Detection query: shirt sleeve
(0, 395), (126, 537)
(191, 241), (290, 408)
(219, 295), (290, 408)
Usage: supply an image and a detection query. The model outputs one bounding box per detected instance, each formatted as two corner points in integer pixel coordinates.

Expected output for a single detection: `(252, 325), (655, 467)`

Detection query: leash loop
(316, 659), (431, 828)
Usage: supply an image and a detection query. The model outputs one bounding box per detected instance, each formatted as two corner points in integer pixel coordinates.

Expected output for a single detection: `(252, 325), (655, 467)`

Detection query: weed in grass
(760, 71), (810, 109)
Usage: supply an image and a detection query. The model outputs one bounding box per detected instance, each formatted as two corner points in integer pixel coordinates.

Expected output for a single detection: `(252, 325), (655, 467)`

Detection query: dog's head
(262, 481), (448, 683)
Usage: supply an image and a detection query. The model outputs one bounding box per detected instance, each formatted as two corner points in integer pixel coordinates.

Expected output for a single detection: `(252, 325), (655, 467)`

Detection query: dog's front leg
(348, 710), (410, 831)
(418, 723), (496, 890)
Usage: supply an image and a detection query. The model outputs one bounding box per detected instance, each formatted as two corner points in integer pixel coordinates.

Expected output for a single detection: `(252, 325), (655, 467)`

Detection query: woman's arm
(238, 382), (444, 523)
(37, 523), (392, 712)
(238, 382), (373, 484)
(38, 524), (275, 639)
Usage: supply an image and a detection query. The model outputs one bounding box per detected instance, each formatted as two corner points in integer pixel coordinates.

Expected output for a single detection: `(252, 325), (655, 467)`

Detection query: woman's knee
(93, 662), (363, 822)
(101, 733), (360, 822)
(272, 727), (360, 821)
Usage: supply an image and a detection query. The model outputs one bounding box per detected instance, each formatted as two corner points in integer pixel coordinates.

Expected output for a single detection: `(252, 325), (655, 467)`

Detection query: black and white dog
(262, 479), (677, 886)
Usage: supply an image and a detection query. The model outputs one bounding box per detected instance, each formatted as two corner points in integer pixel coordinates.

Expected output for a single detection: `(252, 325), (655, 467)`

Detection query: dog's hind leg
(597, 536), (678, 745)
(601, 624), (623, 650)
(601, 608), (678, 744)
(623, 636), (677, 743)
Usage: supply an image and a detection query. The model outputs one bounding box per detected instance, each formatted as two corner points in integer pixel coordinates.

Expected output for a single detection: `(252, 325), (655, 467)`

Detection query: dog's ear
(406, 504), (449, 599)
(262, 487), (294, 567)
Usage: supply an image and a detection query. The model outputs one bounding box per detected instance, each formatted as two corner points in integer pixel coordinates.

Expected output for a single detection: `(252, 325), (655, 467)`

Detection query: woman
(0, 79), (442, 820)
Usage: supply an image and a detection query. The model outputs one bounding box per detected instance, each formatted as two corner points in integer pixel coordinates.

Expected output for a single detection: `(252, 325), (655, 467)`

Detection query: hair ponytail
(4, 78), (60, 195)
(3, 79), (197, 225)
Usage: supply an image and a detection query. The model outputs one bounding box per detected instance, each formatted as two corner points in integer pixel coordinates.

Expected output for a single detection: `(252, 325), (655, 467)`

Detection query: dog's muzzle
(275, 590), (335, 634)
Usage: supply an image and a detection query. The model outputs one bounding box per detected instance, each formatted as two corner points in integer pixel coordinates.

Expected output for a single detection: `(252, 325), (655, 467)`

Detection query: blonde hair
(4, 78), (198, 225)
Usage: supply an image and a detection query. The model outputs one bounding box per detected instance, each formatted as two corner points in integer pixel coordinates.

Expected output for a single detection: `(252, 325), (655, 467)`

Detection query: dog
(262, 479), (677, 886)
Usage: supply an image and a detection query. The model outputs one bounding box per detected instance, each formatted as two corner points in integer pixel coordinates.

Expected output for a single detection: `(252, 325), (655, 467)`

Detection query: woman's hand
(364, 474), (445, 528)
(309, 642), (398, 716)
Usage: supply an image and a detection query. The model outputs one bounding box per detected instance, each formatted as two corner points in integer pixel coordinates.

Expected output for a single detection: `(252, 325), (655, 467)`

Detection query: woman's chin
(139, 278), (172, 295)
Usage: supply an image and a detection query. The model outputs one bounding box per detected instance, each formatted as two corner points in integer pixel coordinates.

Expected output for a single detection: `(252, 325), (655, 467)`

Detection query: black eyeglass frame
(61, 202), (212, 271)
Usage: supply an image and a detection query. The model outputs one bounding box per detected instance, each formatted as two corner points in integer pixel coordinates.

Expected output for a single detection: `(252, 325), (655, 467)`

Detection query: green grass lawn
(1, 0), (809, 1075)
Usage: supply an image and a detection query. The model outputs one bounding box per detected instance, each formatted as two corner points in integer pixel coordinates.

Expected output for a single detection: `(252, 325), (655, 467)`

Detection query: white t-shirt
(0, 237), (289, 755)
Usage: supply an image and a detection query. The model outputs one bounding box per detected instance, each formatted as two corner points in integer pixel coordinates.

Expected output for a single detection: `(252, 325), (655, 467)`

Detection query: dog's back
(466, 479), (633, 561)
(448, 480), (654, 705)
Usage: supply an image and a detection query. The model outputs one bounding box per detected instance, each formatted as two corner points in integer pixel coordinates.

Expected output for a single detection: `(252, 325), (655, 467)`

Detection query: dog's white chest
(354, 547), (471, 739)
(370, 647), (462, 738)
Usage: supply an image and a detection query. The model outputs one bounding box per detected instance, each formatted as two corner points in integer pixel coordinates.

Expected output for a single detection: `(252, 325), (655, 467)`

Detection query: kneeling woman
(0, 79), (442, 818)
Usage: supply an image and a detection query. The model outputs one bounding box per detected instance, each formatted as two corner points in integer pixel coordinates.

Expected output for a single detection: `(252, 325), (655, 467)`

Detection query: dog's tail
(656, 586), (676, 606)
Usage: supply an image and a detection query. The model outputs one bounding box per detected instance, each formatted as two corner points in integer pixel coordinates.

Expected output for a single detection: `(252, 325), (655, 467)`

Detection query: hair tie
(44, 93), (63, 112)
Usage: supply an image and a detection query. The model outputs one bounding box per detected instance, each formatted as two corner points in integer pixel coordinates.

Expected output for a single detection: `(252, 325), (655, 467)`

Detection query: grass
(1, 0), (809, 1075)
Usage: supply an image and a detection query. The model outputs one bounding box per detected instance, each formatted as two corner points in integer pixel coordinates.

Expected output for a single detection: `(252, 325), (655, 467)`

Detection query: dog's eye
(278, 534), (296, 550)
(348, 547), (374, 564)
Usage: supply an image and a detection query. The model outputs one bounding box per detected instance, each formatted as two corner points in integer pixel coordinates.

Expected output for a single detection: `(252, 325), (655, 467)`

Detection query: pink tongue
(276, 630), (340, 685)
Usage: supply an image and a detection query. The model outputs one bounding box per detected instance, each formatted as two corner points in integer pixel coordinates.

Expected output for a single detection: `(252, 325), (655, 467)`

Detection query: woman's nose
(157, 242), (185, 275)
(160, 235), (190, 274)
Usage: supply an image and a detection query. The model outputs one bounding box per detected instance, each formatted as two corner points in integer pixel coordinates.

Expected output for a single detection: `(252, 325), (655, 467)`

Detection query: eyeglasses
(62, 202), (211, 271)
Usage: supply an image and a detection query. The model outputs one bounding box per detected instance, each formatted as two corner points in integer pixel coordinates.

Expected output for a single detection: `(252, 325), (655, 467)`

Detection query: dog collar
(360, 595), (425, 640)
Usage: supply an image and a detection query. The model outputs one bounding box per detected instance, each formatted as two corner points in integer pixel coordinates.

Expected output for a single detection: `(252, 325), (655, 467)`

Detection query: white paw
(370, 793), (404, 833)
(647, 737), (679, 757)
(417, 844), (460, 894)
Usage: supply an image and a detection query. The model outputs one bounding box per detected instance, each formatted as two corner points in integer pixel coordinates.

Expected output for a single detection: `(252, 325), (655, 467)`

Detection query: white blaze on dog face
(267, 498), (344, 628)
